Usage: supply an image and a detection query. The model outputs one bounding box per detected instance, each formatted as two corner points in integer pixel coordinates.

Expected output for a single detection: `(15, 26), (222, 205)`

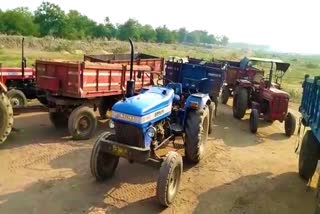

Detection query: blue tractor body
(90, 43), (220, 207)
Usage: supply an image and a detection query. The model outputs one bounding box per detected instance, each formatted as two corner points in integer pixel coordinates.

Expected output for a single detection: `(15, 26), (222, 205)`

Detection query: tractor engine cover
(111, 86), (174, 148)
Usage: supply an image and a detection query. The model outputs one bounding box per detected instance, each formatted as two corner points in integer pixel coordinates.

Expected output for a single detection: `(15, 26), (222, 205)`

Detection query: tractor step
(170, 123), (184, 135)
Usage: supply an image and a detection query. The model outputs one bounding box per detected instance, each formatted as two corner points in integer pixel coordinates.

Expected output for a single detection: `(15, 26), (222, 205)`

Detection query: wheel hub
(168, 166), (180, 197)
(78, 116), (90, 131)
(10, 97), (20, 107)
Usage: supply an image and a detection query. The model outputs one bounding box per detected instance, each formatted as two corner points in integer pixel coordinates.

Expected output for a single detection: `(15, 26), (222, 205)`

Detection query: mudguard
(185, 93), (211, 110)
(237, 79), (252, 88)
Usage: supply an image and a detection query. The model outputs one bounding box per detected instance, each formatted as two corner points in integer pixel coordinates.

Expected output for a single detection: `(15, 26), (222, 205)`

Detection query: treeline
(0, 2), (229, 45)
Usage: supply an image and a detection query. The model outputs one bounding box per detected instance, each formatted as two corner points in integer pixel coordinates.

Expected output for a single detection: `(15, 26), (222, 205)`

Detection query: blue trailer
(90, 43), (224, 206)
(298, 75), (320, 181)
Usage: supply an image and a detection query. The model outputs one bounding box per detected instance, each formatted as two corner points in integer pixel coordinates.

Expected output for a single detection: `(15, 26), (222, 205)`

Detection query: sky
(1, 0), (320, 54)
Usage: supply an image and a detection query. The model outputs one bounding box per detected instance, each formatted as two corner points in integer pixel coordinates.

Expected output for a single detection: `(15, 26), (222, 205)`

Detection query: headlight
(108, 119), (115, 129)
(146, 126), (156, 138)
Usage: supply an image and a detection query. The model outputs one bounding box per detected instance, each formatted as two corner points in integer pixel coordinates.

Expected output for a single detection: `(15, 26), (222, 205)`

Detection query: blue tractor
(90, 40), (224, 206)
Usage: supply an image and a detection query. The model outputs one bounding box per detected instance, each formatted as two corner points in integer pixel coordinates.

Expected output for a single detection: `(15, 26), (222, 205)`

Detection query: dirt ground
(0, 101), (317, 214)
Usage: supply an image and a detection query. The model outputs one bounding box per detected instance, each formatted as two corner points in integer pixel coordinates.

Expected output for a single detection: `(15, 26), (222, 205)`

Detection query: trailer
(298, 75), (320, 181)
(36, 53), (164, 140)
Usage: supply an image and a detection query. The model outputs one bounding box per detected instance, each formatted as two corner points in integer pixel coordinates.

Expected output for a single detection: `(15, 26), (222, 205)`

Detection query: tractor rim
(77, 115), (90, 133)
(199, 116), (209, 154)
(10, 97), (20, 107)
(168, 166), (180, 198)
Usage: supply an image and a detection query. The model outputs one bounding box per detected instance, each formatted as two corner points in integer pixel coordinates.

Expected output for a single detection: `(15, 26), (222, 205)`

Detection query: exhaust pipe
(21, 37), (26, 78)
(126, 39), (135, 98)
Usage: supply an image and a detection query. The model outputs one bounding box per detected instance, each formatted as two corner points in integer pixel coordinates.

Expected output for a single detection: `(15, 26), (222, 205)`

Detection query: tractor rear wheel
(249, 109), (259, 133)
(156, 151), (182, 207)
(185, 105), (209, 163)
(90, 132), (119, 181)
(221, 86), (230, 104)
(233, 88), (248, 119)
(7, 89), (27, 108)
(299, 131), (320, 181)
(284, 112), (296, 137)
(49, 112), (68, 129)
(68, 105), (97, 140)
(0, 92), (13, 144)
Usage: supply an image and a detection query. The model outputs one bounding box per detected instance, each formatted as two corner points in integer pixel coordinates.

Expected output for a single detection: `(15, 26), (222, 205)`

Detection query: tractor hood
(112, 86), (174, 125)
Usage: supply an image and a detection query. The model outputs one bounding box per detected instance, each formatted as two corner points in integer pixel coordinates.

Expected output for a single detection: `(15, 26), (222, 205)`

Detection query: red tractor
(232, 57), (296, 136)
(219, 57), (260, 104)
(0, 38), (45, 107)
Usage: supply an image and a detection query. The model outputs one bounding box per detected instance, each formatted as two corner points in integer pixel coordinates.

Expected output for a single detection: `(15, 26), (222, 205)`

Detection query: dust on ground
(0, 100), (316, 214)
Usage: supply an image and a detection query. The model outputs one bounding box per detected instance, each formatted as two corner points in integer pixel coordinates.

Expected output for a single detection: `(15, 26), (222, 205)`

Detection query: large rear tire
(185, 106), (209, 163)
(284, 112), (296, 137)
(68, 106), (97, 140)
(156, 151), (183, 207)
(299, 131), (320, 181)
(0, 92), (13, 144)
(7, 89), (27, 108)
(90, 132), (119, 181)
(208, 102), (215, 134)
(221, 86), (230, 104)
(233, 88), (248, 119)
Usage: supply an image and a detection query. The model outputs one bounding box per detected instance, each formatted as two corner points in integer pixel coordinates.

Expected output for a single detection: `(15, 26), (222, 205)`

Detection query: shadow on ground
(194, 172), (316, 214)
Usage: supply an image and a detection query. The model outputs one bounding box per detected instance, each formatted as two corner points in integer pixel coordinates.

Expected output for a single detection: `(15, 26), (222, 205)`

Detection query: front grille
(114, 122), (145, 148)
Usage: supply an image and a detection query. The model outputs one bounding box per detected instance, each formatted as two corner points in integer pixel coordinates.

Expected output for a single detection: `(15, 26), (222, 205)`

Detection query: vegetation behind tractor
(90, 40), (224, 206)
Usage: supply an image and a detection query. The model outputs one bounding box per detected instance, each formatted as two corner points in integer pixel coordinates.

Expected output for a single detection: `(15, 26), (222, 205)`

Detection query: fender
(237, 79), (252, 88)
(185, 93), (211, 111)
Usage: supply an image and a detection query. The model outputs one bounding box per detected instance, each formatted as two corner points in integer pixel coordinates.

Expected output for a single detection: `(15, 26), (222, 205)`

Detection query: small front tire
(249, 109), (259, 133)
(90, 132), (119, 181)
(7, 89), (27, 108)
(284, 112), (296, 137)
(156, 151), (183, 207)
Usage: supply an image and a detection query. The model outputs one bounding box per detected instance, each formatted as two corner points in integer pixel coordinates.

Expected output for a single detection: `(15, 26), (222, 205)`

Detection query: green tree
(0, 7), (38, 36)
(156, 25), (174, 43)
(64, 10), (96, 39)
(117, 18), (141, 41)
(177, 28), (188, 43)
(186, 31), (200, 44)
(221, 35), (229, 46)
(140, 25), (156, 42)
(34, 2), (67, 37)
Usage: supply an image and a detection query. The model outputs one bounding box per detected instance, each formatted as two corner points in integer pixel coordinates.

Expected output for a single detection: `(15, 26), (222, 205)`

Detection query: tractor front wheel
(156, 151), (183, 207)
(233, 88), (248, 119)
(221, 86), (230, 104)
(185, 106), (209, 163)
(299, 131), (320, 181)
(90, 132), (119, 181)
(249, 109), (259, 133)
(0, 92), (13, 144)
(284, 112), (296, 137)
(68, 106), (97, 140)
(7, 89), (27, 108)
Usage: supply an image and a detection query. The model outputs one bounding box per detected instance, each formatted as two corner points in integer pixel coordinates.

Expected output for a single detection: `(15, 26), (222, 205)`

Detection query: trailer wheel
(221, 86), (230, 104)
(49, 112), (68, 129)
(7, 89), (27, 107)
(208, 102), (215, 134)
(284, 112), (296, 137)
(68, 106), (97, 140)
(90, 132), (119, 181)
(156, 151), (182, 207)
(0, 92), (13, 144)
(249, 109), (259, 133)
(299, 131), (320, 181)
(233, 88), (248, 119)
(185, 105), (209, 163)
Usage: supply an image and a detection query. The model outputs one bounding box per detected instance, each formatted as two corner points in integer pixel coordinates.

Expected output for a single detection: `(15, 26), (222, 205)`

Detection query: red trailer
(36, 53), (164, 140)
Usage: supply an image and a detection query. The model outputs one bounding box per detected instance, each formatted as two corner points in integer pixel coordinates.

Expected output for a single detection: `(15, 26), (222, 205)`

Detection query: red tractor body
(232, 57), (296, 136)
